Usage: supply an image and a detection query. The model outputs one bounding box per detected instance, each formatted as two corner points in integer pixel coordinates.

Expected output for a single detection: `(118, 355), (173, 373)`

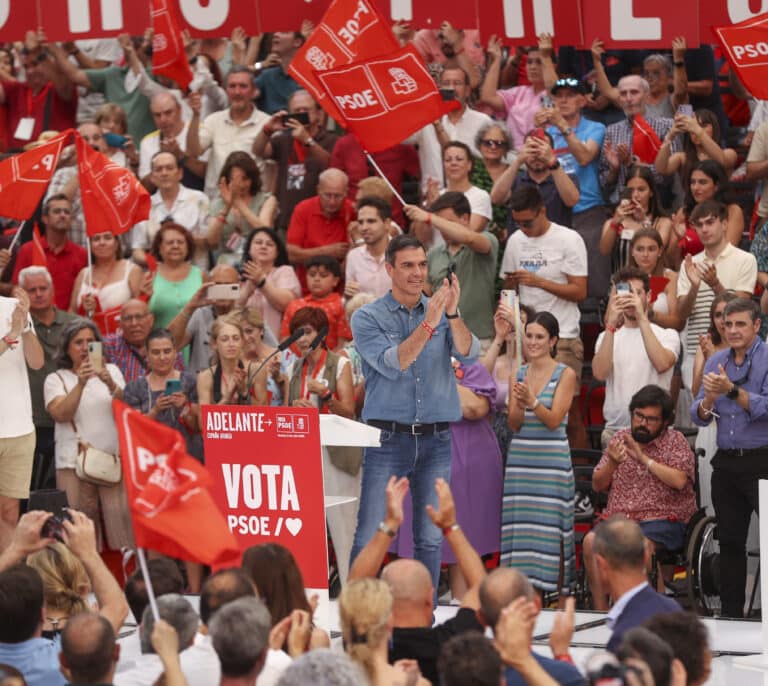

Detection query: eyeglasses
(632, 409), (663, 426)
(480, 139), (506, 148)
(515, 210), (540, 228)
(121, 313), (149, 323)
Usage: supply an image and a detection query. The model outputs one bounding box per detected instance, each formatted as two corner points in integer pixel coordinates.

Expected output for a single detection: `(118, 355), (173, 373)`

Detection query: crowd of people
(0, 17), (767, 685)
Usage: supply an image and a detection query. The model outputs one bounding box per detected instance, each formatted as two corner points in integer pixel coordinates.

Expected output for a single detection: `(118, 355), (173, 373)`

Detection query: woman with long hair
(600, 165), (672, 272)
(237, 307), (284, 405)
(502, 311), (576, 599)
(339, 578), (429, 686)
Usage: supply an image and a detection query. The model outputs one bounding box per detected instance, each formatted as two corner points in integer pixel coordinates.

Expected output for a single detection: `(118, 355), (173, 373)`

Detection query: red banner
(715, 12), (768, 101)
(476, 0), (583, 46)
(202, 406), (329, 590)
(150, 0), (193, 90)
(289, 0), (400, 123)
(315, 45), (460, 152)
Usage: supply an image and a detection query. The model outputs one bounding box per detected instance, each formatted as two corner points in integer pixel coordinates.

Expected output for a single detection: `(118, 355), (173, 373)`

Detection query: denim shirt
(692, 337), (768, 449)
(351, 292), (479, 424)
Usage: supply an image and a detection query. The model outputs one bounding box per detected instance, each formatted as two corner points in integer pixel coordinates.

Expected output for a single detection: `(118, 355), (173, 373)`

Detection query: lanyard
(291, 138), (307, 164)
(300, 349), (327, 400)
(27, 83), (51, 117)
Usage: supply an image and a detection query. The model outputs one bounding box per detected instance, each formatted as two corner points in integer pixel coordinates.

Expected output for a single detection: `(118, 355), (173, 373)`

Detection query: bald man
(286, 168), (355, 294)
(103, 299), (184, 383)
(139, 92), (207, 193)
(60, 614), (120, 686)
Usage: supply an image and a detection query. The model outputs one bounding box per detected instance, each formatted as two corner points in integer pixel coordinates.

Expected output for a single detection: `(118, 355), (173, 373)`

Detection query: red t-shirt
(280, 292), (352, 351)
(13, 235), (87, 310)
(286, 195), (354, 293)
(3, 80), (77, 150)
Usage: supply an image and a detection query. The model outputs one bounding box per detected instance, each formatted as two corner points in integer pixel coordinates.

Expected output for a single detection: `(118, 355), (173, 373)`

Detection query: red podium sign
(202, 406), (328, 590)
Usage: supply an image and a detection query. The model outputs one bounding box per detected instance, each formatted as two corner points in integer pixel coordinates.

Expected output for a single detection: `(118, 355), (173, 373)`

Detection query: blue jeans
(350, 428), (452, 595)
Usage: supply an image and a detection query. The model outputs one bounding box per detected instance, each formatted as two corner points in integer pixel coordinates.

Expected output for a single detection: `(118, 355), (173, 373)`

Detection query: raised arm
(479, 35), (506, 112)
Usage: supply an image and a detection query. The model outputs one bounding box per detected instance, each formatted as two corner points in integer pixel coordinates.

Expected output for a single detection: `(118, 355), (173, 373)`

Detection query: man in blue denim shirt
(692, 297), (768, 617)
(350, 234), (479, 592)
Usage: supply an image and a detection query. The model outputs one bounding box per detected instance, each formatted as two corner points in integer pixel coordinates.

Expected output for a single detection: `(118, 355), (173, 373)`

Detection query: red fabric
(0, 129), (71, 219)
(280, 292), (352, 351)
(113, 399), (240, 566)
(76, 133), (151, 237)
(715, 12), (768, 101)
(330, 133), (419, 227)
(288, 0), (399, 123)
(648, 275), (669, 304)
(315, 46), (460, 153)
(631, 115), (662, 165)
(12, 235), (87, 310)
(30, 223), (46, 267)
(286, 196), (354, 293)
(150, 0), (193, 90)
(2, 81), (76, 150)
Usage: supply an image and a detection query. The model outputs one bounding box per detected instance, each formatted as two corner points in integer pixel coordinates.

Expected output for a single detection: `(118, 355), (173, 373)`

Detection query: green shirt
(85, 66), (155, 142)
(427, 232), (498, 340)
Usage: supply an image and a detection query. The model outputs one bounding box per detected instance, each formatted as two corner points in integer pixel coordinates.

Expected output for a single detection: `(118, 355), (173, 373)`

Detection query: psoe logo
(306, 47), (334, 71)
(276, 413), (310, 435)
(153, 33), (168, 52)
(113, 174), (132, 205)
(389, 68), (417, 95)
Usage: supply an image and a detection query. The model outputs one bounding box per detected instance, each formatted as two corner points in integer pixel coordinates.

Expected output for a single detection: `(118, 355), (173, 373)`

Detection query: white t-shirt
(595, 324), (681, 429)
(0, 297), (34, 438)
(499, 222), (588, 339)
(138, 121), (211, 180)
(43, 365), (126, 469)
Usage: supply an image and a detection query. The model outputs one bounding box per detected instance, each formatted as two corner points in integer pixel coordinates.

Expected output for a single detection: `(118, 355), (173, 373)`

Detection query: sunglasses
(480, 139), (506, 148)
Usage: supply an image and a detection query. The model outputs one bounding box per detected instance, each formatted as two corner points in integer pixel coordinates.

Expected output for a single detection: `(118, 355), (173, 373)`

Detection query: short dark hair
(56, 319), (102, 370)
(305, 254), (341, 277)
(385, 234), (425, 266)
(60, 613), (116, 684)
(442, 140), (472, 160)
(150, 222), (195, 263)
(43, 194), (70, 215)
(356, 195), (391, 220)
(124, 558), (184, 626)
(220, 151), (262, 195)
(225, 65), (256, 85)
(288, 306), (329, 336)
(614, 266), (650, 293)
(438, 632), (502, 686)
(690, 199), (727, 224)
(429, 191), (471, 218)
(146, 328), (175, 348)
(724, 296), (760, 323)
(593, 515), (646, 570)
(509, 185), (544, 214)
(200, 568), (255, 626)
(242, 228), (290, 268)
(0, 564), (44, 643)
(617, 627), (674, 686)
(629, 385), (674, 424)
(150, 150), (179, 170)
(643, 612), (709, 685)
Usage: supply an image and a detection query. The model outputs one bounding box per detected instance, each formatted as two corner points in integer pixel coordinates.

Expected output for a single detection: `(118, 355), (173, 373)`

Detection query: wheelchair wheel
(686, 516), (720, 616)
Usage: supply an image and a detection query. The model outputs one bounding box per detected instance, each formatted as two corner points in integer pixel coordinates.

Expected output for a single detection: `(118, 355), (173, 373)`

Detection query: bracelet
(673, 61), (685, 67)
(2, 335), (18, 349)
(424, 212), (431, 225)
(606, 324), (617, 334)
(377, 521), (397, 537)
(421, 320), (435, 338)
(529, 398), (540, 411)
(255, 277), (266, 289)
(217, 212), (228, 221)
(445, 311), (459, 320)
(646, 459), (655, 472)
(554, 654), (574, 665)
(700, 403), (719, 419)
(442, 523), (460, 536)
(320, 390), (333, 403)
(610, 220), (623, 233)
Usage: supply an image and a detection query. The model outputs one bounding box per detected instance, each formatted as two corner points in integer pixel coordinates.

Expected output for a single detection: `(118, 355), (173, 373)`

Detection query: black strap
(42, 88), (54, 132)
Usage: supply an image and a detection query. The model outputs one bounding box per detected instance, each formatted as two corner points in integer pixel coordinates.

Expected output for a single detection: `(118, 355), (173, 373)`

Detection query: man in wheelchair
(583, 385), (697, 611)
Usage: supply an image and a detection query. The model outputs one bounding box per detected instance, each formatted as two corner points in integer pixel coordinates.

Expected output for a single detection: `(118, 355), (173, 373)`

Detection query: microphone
(308, 326), (329, 352)
(277, 327), (307, 352)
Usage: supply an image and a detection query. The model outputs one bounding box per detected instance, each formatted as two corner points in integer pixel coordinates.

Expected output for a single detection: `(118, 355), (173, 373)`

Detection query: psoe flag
(314, 46), (460, 153)
(715, 12), (768, 100)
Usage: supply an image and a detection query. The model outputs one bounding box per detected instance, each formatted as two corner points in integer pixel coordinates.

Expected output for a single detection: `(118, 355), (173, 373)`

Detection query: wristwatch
(547, 159), (561, 170)
(446, 308), (460, 320)
(560, 126), (573, 136)
(726, 384), (740, 400)
(305, 137), (316, 147)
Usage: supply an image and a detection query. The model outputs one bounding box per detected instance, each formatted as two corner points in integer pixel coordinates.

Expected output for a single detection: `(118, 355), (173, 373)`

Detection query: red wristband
(554, 654), (574, 665)
(610, 220), (623, 233)
(606, 325), (617, 334)
(421, 320), (435, 338)
(425, 212), (432, 225)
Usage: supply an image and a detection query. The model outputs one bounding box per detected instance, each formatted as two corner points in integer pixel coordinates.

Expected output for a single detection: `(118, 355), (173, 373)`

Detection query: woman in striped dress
(501, 311), (576, 596)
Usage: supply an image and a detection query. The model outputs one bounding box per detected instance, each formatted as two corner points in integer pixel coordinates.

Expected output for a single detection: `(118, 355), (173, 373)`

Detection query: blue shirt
(351, 292), (479, 423)
(549, 116), (606, 214)
(691, 337), (768, 449)
(255, 67), (300, 114)
(0, 636), (64, 686)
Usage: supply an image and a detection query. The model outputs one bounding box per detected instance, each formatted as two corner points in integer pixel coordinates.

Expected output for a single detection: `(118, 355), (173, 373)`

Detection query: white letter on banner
(101, 0), (124, 31)
(503, 0), (554, 39)
(390, 0), (412, 21)
(0, 1), (9, 29)
(728, 0), (768, 23)
(179, 0), (229, 31)
(610, 0), (660, 41)
(67, 0), (91, 32)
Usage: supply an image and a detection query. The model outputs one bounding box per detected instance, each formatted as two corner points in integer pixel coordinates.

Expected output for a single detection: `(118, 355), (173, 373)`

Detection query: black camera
(28, 489), (71, 542)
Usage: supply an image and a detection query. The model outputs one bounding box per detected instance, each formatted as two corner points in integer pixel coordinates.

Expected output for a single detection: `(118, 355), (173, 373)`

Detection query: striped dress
(500, 362), (575, 593)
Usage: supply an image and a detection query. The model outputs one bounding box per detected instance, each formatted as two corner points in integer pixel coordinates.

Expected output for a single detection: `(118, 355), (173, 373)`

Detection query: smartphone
(439, 88), (456, 101)
(676, 104), (694, 117)
(207, 283), (240, 300)
(29, 489), (70, 541)
(88, 341), (103, 371)
(500, 289), (516, 308)
(619, 186), (634, 202)
(103, 132), (127, 148)
(530, 127), (547, 141)
(446, 263), (456, 285)
(164, 378), (182, 396)
(616, 281), (631, 294)
(541, 93), (554, 108)
(281, 111), (310, 126)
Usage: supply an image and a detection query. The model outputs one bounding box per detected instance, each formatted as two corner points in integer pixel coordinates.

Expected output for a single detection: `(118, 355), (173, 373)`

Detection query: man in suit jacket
(593, 516), (682, 652)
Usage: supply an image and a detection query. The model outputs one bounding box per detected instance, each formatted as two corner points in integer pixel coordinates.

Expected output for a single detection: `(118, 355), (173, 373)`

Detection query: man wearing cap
(536, 77), (609, 297)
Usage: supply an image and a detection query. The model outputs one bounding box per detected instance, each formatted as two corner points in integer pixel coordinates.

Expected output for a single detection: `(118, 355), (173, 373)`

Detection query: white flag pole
(135, 547), (159, 621)
(364, 152), (406, 206)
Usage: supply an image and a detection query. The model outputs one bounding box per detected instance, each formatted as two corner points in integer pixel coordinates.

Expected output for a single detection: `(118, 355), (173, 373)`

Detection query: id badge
(621, 227), (634, 241)
(14, 117), (35, 141)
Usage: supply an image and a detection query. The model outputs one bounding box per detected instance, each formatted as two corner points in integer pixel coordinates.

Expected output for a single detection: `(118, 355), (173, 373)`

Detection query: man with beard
(582, 385), (696, 611)
(692, 297), (768, 617)
(592, 267), (679, 447)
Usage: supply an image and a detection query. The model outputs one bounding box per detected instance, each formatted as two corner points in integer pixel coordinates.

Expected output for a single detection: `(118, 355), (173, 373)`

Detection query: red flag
(313, 45), (460, 153)
(0, 130), (71, 219)
(30, 223), (47, 267)
(715, 13), (768, 101)
(150, 0), (193, 90)
(632, 115), (662, 165)
(113, 400), (241, 566)
(288, 0), (399, 122)
(76, 134), (151, 237)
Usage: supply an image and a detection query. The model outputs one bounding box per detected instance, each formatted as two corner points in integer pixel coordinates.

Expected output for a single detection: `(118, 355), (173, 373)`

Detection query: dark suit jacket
(607, 585), (681, 652)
